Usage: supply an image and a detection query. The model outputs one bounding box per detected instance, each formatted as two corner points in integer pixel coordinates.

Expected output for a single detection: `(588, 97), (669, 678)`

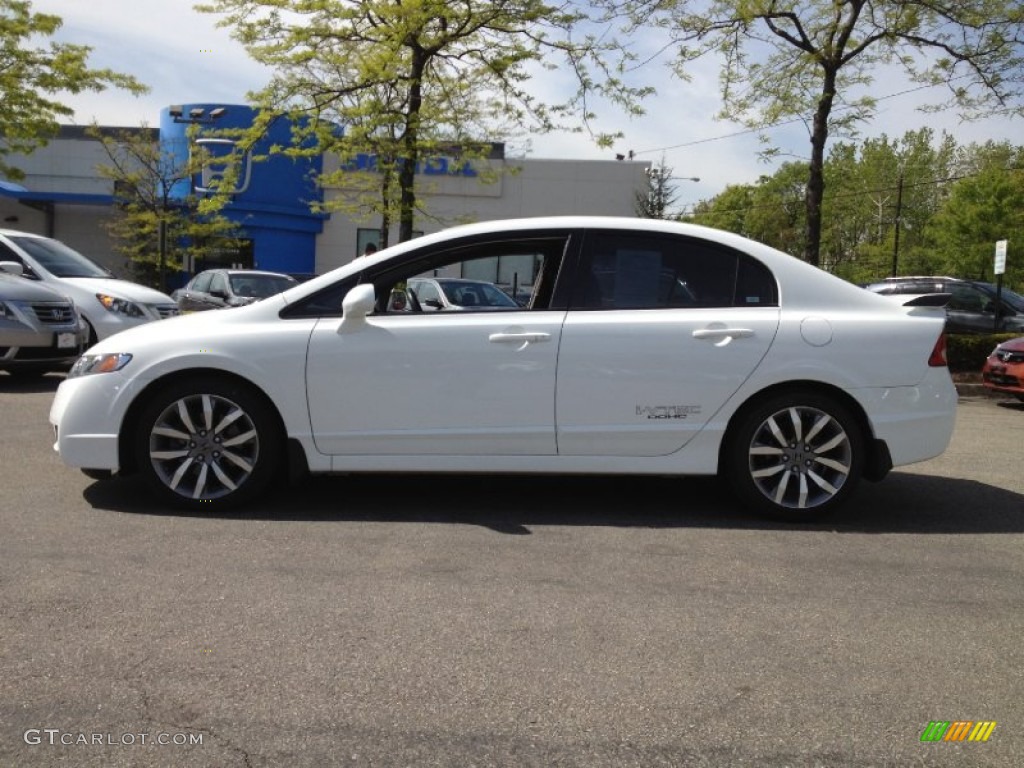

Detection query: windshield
(229, 273), (297, 298)
(438, 280), (519, 308)
(977, 283), (1024, 312)
(11, 236), (110, 278)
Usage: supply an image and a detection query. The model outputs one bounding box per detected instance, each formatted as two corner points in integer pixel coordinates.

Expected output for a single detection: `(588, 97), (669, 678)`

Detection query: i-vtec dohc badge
(636, 405), (701, 420)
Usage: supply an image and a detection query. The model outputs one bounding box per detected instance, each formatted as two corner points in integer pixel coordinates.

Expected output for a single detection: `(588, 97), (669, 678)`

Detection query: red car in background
(982, 336), (1024, 401)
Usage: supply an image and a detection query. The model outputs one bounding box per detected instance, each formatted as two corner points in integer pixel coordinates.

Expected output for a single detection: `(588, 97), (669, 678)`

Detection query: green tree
(745, 162), (809, 257)
(89, 126), (242, 293)
(924, 143), (1024, 288)
(0, 0), (146, 179)
(687, 183), (755, 235)
(613, 0), (1024, 268)
(824, 129), (957, 282)
(198, 0), (643, 243)
(687, 166), (807, 255)
(635, 157), (681, 219)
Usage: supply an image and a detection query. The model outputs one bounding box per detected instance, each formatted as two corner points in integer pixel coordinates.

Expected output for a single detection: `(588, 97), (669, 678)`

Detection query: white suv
(0, 230), (179, 343)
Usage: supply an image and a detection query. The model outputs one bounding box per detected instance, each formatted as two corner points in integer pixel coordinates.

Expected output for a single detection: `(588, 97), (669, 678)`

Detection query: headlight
(96, 293), (144, 318)
(67, 353), (133, 378)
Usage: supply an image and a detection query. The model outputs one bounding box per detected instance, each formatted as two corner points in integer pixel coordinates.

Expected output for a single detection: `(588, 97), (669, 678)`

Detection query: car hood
(0, 274), (70, 302)
(86, 297), (281, 354)
(61, 277), (175, 303)
(997, 336), (1024, 353)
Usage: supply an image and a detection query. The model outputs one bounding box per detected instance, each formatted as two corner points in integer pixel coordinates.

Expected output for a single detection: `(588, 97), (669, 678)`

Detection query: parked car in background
(502, 286), (535, 307)
(406, 277), (521, 311)
(0, 267), (85, 377)
(0, 229), (178, 344)
(50, 216), (956, 521)
(174, 269), (298, 312)
(981, 336), (1024, 401)
(863, 276), (1024, 334)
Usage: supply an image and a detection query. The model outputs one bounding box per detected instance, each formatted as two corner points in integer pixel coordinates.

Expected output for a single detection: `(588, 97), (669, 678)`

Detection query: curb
(955, 383), (1022, 401)
(955, 383), (994, 398)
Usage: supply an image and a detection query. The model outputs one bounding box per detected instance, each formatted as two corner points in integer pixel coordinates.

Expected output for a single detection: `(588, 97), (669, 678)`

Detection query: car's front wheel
(727, 392), (864, 521)
(135, 377), (283, 509)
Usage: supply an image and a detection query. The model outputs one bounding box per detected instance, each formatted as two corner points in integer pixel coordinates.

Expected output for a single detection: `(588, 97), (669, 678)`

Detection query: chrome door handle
(692, 327), (754, 340)
(488, 332), (551, 344)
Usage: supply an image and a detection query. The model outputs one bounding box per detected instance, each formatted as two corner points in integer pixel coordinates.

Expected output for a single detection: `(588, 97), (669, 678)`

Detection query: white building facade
(1, 115), (652, 283)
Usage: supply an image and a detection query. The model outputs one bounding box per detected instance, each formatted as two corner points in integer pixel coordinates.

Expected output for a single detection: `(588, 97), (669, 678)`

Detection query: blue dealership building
(0, 105), (651, 280)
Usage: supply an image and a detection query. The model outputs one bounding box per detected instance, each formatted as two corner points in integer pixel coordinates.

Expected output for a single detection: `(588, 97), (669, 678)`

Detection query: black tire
(134, 376), (283, 509)
(81, 468), (113, 481)
(84, 319), (98, 347)
(726, 391), (864, 522)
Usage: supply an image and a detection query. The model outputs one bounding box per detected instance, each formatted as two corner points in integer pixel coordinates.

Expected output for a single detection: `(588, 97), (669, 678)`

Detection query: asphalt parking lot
(1, 374), (1022, 767)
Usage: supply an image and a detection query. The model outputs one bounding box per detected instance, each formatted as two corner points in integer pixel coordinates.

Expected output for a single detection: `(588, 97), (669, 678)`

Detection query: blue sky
(33, 0), (1023, 213)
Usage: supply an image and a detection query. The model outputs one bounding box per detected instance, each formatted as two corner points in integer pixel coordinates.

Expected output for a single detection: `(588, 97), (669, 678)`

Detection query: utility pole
(890, 170), (904, 277)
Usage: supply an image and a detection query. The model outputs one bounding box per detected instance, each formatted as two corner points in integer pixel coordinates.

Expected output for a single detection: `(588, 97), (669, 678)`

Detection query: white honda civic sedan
(49, 217), (956, 520)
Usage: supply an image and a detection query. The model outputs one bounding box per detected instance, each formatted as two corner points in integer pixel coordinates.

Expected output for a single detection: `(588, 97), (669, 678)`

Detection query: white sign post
(993, 240), (1008, 332)
(994, 239), (1007, 276)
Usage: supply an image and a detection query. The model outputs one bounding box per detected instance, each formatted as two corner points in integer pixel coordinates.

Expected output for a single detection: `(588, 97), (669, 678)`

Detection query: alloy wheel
(148, 392), (260, 500)
(746, 405), (853, 510)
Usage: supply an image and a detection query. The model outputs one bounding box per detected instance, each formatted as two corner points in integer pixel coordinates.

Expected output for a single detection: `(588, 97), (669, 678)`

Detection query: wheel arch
(117, 367), (292, 476)
(718, 380), (892, 483)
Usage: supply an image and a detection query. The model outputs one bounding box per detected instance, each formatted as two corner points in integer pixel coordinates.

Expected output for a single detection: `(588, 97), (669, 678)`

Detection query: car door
(555, 230), (781, 457)
(407, 278), (444, 311)
(304, 233), (571, 456)
(205, 271), (231, 309)
(945, 284), (995, 334)
(179, 271), (213, 312)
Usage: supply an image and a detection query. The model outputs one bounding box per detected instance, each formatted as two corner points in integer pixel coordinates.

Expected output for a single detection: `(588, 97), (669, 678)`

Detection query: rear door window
(572, 231), (777, 310)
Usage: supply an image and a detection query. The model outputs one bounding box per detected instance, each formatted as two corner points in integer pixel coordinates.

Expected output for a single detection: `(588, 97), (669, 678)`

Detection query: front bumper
(1, 327), (85, 368)
(982, 365), (1023, 396)
(86, 303), (178, 341)
(49, 371), (139, 470)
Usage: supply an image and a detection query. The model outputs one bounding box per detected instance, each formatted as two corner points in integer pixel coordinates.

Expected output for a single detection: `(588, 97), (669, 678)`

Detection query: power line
(632, 79), (968, 157)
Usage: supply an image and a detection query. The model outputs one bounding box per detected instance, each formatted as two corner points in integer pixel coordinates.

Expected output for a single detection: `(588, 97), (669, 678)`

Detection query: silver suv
(0, 266), (85, 377)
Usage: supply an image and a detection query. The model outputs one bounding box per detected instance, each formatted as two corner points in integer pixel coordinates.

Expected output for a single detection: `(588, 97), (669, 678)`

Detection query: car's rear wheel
(135, 377), (282, 509)
(727, 392), (863, 521)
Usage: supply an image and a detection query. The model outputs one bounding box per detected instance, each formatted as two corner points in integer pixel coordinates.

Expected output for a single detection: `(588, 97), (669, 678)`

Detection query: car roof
(0, 228), (47, 238)
(278, 215), (888, 312)
(874, 275), (959, 282)
(202, 269), (296, 278)
(413, 277), (495, 285)
(866, 276), (995, 290)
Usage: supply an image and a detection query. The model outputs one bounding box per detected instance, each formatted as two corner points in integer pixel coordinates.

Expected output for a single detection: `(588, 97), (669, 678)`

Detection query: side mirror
(0, 261), (24, 276)
(339, 284), (376, 331)
(210, 289), (228, 300)
(424, 299), (443, 310)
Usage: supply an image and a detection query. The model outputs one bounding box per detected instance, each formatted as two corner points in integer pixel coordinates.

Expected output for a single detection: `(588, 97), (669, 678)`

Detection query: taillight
(928, 333), (948, 367)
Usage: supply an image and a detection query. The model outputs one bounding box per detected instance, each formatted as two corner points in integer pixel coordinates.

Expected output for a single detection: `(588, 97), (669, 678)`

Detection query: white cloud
(27, 0), (1023, 207)
(33, 0), (271, 124)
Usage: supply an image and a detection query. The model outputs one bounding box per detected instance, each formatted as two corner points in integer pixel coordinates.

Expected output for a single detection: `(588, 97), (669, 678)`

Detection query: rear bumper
(852, 368), (957, 468)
